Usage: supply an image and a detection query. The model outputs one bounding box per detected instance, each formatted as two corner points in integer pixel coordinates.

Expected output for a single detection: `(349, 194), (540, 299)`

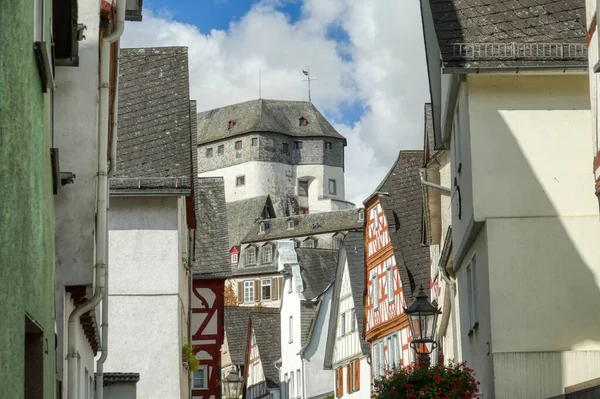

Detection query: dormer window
(228, 120), (235, 129)
(358, 209), (365, 222)
(299, 117), (308, 126)
(259, 222), (266, 234)
(246, 246), (257, 265)
(230, 253), (238, 264)
(263, 244), (273, 263)
(304, 238), (316, 248)
(287, 220), (295, 230)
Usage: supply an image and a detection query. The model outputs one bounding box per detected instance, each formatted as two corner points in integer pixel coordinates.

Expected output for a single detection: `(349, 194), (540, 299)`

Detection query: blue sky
(141, 0), (362, 125)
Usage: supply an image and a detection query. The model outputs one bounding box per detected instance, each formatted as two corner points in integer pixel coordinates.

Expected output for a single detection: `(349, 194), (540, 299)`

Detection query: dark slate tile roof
(372, 151), (431, 304)
(300, 300), (319, 348)
(423, 103), (436, 164)
(242, 209), (364, 244)
(428, 0), (587, 69)
(101, 372), (140, 386)
(224, 306), (279, 366)
(227, 196), (275, 248)
(250, 311), (281, 388)
(324, 232), (369, 369)
(296, 248), (338, 301)
(197, 99), (347, 145)
(192, 177), (231, 276)
(112, 47), (193, 192)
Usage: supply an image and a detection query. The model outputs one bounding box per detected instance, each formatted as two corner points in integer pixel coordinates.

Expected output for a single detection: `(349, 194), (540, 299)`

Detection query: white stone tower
(197, 99), (354, 214)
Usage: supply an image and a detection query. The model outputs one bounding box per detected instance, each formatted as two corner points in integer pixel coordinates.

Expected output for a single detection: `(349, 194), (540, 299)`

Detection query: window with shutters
(244, 281), (254, 303)
(261, 279), (271, 301)
(347, 362), (356, 393)
(372, 341), (385, 379)
(354, 360), (361, 391)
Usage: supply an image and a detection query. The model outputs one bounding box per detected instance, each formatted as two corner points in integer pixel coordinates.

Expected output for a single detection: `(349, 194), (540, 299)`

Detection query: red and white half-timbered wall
(192, 278), (226, 399)
(364, 199), (413, 380)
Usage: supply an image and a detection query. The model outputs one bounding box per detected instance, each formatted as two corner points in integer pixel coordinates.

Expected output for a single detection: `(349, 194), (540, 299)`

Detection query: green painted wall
(0, 0), (56, 397)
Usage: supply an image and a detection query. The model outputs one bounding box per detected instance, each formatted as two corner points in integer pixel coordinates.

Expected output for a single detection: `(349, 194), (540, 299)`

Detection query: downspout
(96, 2), (126, 399)
(419, 169), (451, 195)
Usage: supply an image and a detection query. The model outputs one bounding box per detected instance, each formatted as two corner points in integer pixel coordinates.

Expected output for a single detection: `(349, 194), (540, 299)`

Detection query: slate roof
(242, 209), (364, 244)
(367, 151), (431, 304)
(227, 196), (276, 248)
(427, 0), (587, 69)
(197, 99), (347, 145)
(249, 311), (281, 388)
(296, 248), (338, 301)
(101, 372), (140, 386)
(324, 232), (369, 369)
(300, 300), (320, 348)
(224, 306), (255, 366)
(112, 47), (193, 193)
(423, 103), (436, 165)
(192, 177), (231, 277)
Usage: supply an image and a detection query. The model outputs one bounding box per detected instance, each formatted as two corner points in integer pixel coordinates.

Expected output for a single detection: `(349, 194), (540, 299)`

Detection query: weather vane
(301, 68), (317, 103)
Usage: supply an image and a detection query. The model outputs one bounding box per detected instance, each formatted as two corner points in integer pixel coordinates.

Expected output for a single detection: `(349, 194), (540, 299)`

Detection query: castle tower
(197, 99), (354, 214)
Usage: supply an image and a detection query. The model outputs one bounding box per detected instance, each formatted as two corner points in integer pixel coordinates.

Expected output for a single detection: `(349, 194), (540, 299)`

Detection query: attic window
(358, 209), (364, 222)
(231, 253), (238, 264)
(299, 117), (308, 126)
(287, 220), (295, 230)
(304, 238), (316, 248)
(228, 120), (235, 129)
(259, 222), (266, 234)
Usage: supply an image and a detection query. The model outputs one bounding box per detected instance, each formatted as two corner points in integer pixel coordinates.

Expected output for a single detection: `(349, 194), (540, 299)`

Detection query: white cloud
(122, 0), (429, 206)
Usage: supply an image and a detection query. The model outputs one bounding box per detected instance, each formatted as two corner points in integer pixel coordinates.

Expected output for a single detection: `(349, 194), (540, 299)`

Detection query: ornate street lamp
(223, 369), (244, 399)
(404, 287), (441, 368)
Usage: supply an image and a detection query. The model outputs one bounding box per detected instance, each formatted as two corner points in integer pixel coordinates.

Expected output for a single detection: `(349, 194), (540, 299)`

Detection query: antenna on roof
(259, 68), (262, 99)
(301, 68), (317, 103)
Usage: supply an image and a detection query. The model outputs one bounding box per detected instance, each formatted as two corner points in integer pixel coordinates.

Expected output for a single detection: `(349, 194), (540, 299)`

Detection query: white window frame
(340, 312), (346, 336)
(252, 137), (259, 146)
(467, 254), (478, 333)
(193, 365), (209, 389)
(259, 222), (266, 234)
(231, 253), (238, 264)
(246, 247), (256, 265)
(287, 220), (295, 230)
(387, 333), (399, 369)
(244, 281), (255, 303)
(263, 245), (273, 263)
(289, 316), (294, 343)
(290, 371), (295, 399)
(350, 309), (356, 332)
(261, 279), (271, 301)
(358, 209), (364, 221)
(328, 179), (337, 195)
(33, 0), (45, 42)
(296, 369), (301, 399)
(371, 272), (379, 310)
(386, 263), (394, 303)
(373, 341), (385, 379)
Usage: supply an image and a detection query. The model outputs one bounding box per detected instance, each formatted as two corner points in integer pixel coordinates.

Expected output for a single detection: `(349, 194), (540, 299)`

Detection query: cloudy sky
(122, 0), (431, 205)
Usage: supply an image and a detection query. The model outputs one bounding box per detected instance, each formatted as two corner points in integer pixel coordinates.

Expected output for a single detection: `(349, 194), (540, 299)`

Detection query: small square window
(329, 179), (337, 195)
(252, 137), (258, 146)
(217, 145), (224, 155)
(236, 175), (245, 187)
(206, 148), (213, 157)
(294, 141), (303, 150)
(283, 143), (289, 154)
(235, 140), (242, 150)
(287, 220), (295, 230)
(325, 141), (332, 150)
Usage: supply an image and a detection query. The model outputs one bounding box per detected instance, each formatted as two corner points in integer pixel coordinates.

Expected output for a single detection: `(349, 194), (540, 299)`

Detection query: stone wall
(198, 132), (344, 173)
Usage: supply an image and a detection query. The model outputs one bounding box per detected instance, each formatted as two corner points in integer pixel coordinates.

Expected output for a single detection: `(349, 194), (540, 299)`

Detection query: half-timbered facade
(244, 310), (281, 399)
(324, 232), (371, 399)
(192, 177), (232, 399)
(363, 151), (430, 381)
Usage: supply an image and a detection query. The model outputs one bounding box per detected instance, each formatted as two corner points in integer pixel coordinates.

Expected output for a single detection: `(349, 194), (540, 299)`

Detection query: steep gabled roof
(112, 47), (193, 193)
(249, 310), (281, 389)
(426, 0), (587, 69)
(225, 306), (279, 366)
(242, 209), (363, 244)
(368, 151), (431, 304)
(423, 103), (435, 165)
(192, 177), (231, 277)
(324, 232), (369, 369)
(296, 248), (338, 301)
(197, 99), (347, 145)
(227, 196), (276, 248)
